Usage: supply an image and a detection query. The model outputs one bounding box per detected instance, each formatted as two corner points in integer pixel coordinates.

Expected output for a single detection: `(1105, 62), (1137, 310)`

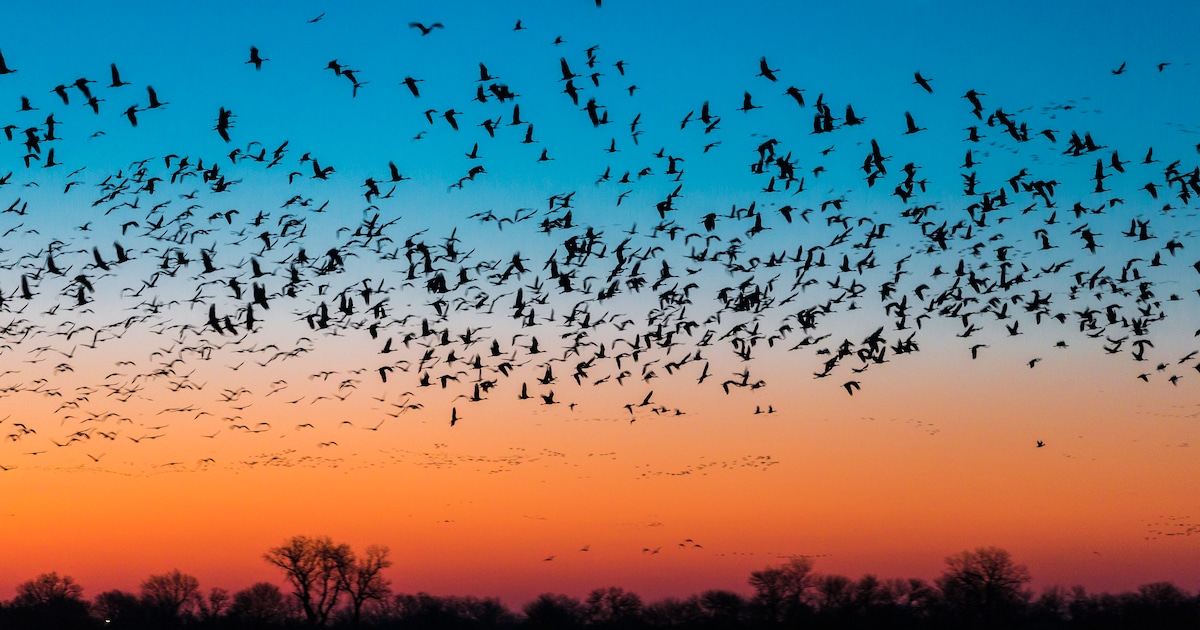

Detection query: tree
(936, 546), (1031, 627)
(642, 596), (702, 627)
(141, 569), (201, 626)
(264, 534), (353, 628)
(196, 587), (231, 623)
(582, 586), (644, 628)
(814, 573), (855, 622)
(387, 592), (518, 627)
(13, 572), (84, 606)
(10, 572), (91, 629)
(230, 582), (292, 626)
(696, 589), (747, 628)
(92, 589), (147, 628)
(339, 544), (393, 628)
(523, 593), (585, 629)
(748, 557), (816, 625)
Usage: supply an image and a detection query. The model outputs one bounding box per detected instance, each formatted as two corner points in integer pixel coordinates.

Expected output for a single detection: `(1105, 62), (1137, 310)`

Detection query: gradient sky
(1, 0), (1199, 607)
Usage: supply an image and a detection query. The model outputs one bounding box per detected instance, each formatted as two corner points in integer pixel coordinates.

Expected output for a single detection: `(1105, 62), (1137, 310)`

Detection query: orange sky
(4, 337), (1198, 605)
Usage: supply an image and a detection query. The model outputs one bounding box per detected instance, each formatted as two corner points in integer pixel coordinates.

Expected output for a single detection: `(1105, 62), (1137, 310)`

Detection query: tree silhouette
(230, 582), (293, 626)
(582, 586), (644, 628)
(339, 544), (393, 628)
(523, 592), (585, 629)
(747, 557), (816, 625)
(92, 589), (149, 629)
(140, 569), (201, 627)
(388, 592), (519, 627)
(264, 534), (353, 628)
(196, 587), (232, 624)
(8, 572), (91, 629)
(936, 546), (1031, 628)
(14, 571), (84, 606)
(696, 589), (748, 629)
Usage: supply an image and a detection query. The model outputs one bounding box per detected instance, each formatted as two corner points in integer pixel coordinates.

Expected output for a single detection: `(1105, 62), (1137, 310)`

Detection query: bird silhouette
(913, 71), (933, 93)
(409, 22), (444, 35)
(246, 46), (268, 70)
(108, 63), (129, 87)
(757, 57), (779, 82)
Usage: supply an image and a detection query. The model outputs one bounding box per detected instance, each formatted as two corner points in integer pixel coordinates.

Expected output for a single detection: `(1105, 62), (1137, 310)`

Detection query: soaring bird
(913, 71), (933, 93)
(401, 76), (422, 97)
(409, 22), (444, 35)
(903, 111), (924, 134)
(146, 85), (167, 109)
(108, 63), (129, 87)
(246, 46), (268, 70)
(757, 57), (779, 82)
(0, 49), (15, 75)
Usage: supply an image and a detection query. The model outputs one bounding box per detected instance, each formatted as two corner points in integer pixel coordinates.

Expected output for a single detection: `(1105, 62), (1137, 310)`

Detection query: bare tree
(339, 544), (393, 628)
(582, 586), (643, 627)
(523, 592), (585, 628)
(748, 557), (816, 625)
(14, 572), (84, 606)
(11, 572), (90, 628)
(937, 546), (1031, 627)
(264, 535), (353, 628)
(196, 587), (231, 623)
(141, 569), (201, 624)
(231, 582), (293, 625)
(92, 589), (145, 626)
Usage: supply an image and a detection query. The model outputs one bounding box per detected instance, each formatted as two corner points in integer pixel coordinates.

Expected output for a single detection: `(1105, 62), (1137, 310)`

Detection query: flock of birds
(0, 6), (1198, 473)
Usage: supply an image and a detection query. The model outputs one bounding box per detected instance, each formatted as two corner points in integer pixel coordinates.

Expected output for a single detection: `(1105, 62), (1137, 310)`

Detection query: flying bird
(913, 71), (933, 93)
(409, 22), (444, 35)
(757, 57), (779, 82)
(246, 46), (268, 70)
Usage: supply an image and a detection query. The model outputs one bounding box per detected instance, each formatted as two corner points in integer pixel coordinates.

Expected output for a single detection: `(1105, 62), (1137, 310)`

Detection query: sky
(1, 0), (1199, 606)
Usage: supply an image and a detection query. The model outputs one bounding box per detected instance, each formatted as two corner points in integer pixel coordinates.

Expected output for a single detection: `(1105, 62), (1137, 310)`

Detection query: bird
(146, 85), (167, 109)
(246, 46), (268, 70)
(401, 76), (423, 97)
(108, 63), (129, 87)
(757, 57), (779, 81)
(913, 71), (933, 93)
(409, 22), (444, 35)
(903, 111), (924, 134)
(739, 92), (760, 112)
(0, 49), (15, 75)
(1036, 440), (1045, 448)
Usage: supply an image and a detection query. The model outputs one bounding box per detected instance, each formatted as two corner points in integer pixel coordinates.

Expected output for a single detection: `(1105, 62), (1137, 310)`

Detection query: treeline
(2, 539), (1197, 629)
